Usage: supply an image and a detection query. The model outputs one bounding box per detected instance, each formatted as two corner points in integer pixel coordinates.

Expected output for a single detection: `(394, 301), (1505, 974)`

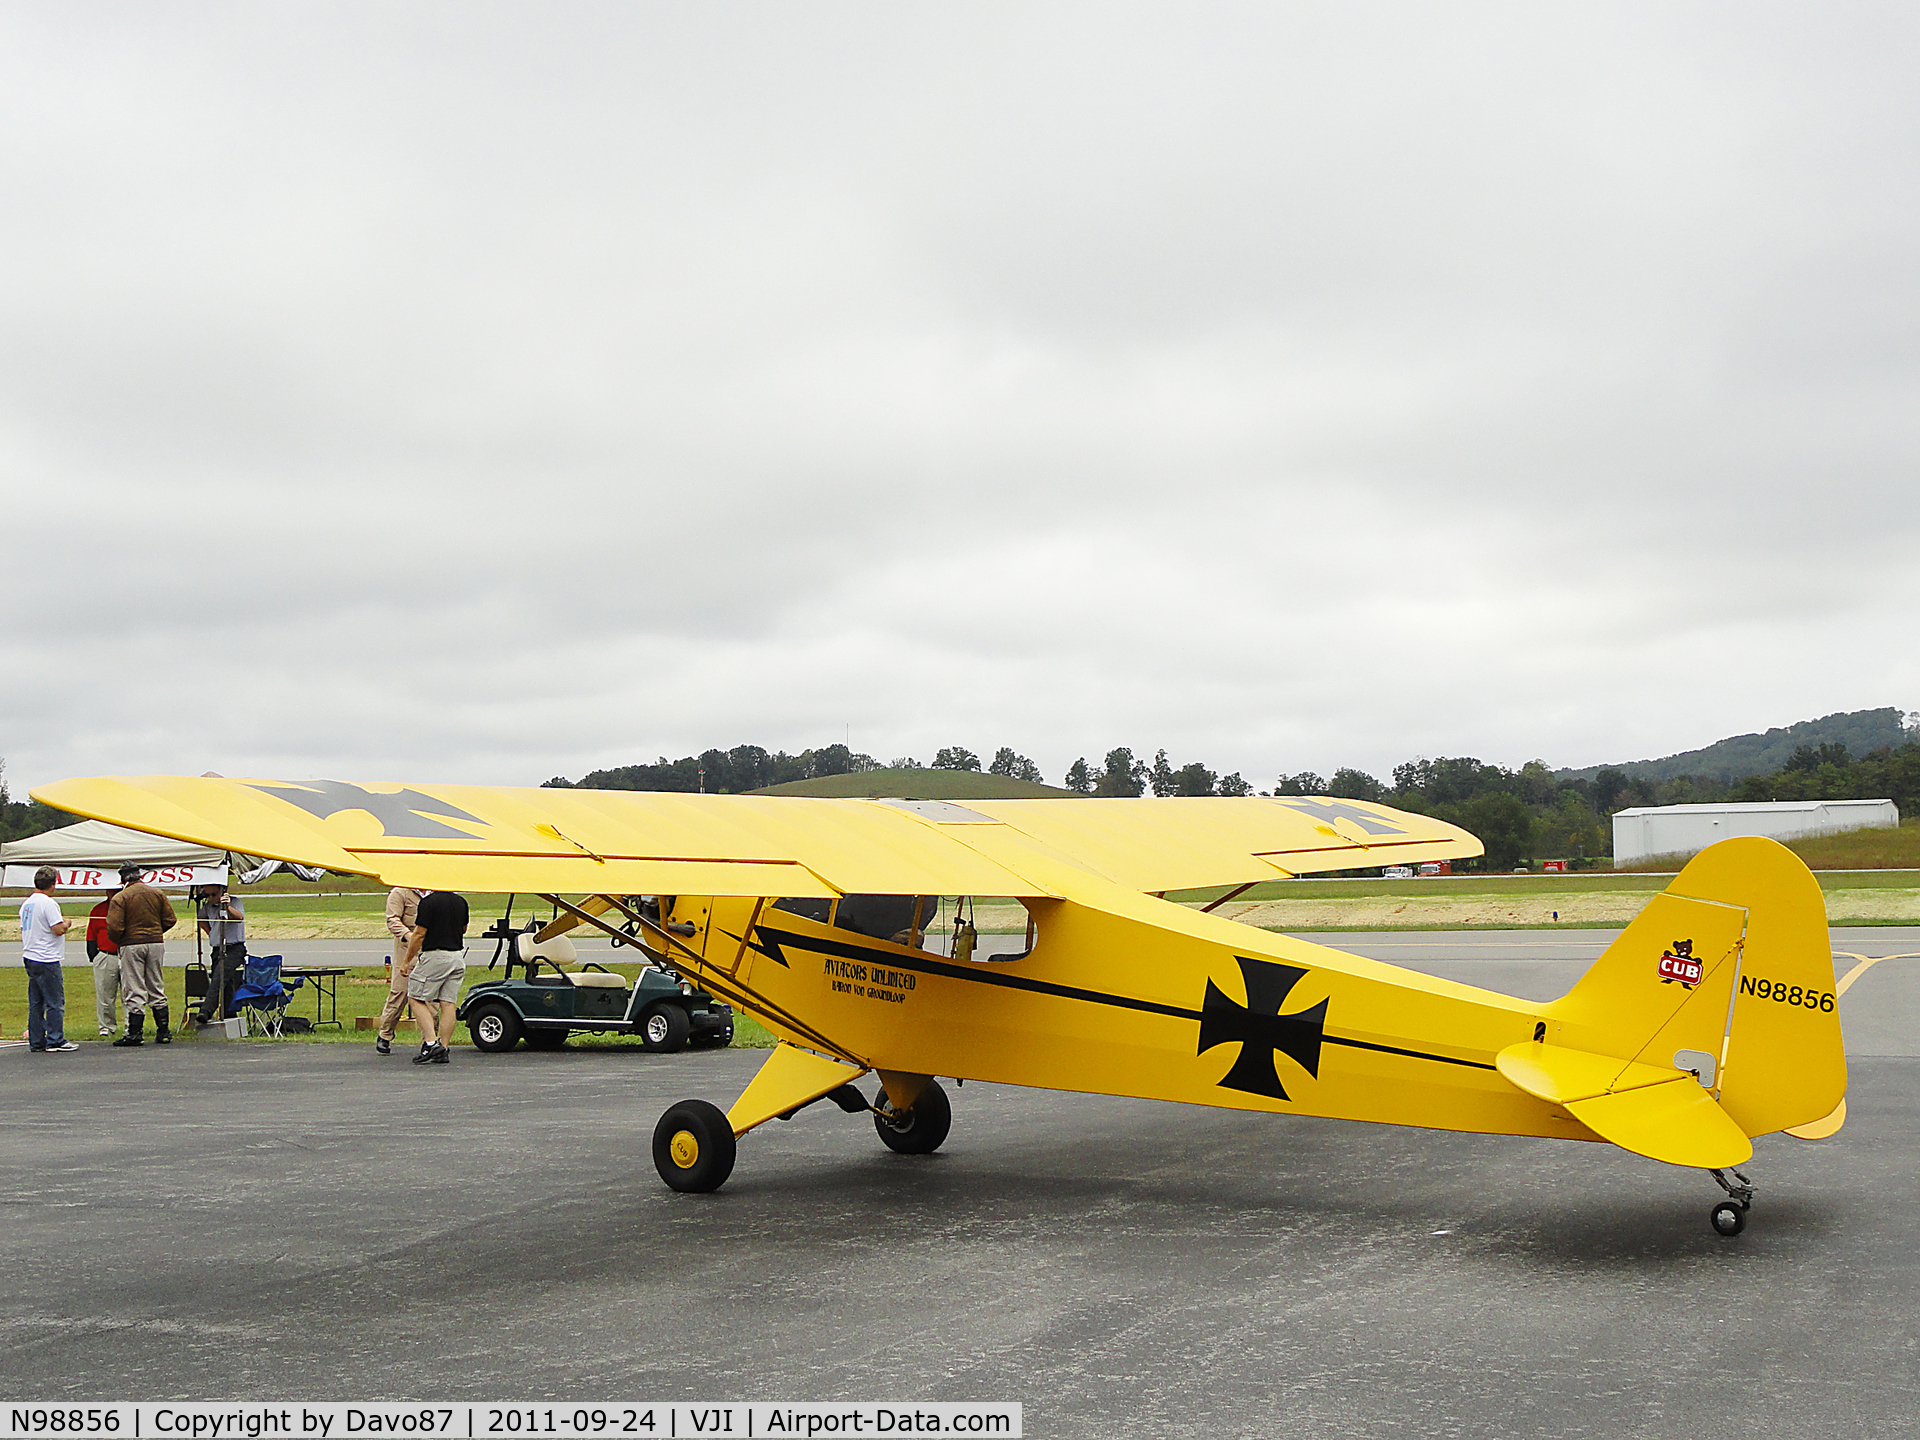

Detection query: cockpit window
(833, 895), (937, 947)
(771, 897), (832, 924)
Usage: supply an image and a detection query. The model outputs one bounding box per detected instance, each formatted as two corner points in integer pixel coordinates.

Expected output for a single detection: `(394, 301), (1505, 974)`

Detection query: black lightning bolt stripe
(747, 925), (1497, 1073)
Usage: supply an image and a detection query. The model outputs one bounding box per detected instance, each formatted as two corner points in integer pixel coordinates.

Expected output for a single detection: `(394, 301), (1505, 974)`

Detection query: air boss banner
(0, 864), (228, 891)
(0, 1405), (1021, 1439)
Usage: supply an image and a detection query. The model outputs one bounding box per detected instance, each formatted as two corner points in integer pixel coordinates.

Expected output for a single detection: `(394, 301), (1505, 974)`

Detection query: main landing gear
(650, 1078), (954, 1192)
(653, 1100), (736, 1194)
(873, 1078), (952, 1155)
(1708, 1167), (1755, 1236)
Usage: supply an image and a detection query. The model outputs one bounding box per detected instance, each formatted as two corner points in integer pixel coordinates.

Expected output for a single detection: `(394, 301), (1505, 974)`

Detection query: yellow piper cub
(34, 777), (1846, 1234)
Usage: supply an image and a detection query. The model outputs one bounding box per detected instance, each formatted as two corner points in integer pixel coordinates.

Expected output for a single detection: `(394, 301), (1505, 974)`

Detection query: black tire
(466, 1002), (523, 1054)
(524, 1027), (569, 1050)
(653, 1099), (736, 1192)
(640, 1003), (692, 1053)
(1710, 1201), (1747, 1237)
(874, 1078), (952, 1155)
(688, 1016), (735, 1049)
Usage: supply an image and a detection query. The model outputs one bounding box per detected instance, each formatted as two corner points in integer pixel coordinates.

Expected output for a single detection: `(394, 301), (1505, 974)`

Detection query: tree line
(0, 763), (67, 844)
(12, 729), (1908, 862)
(1280, 740), (1920, 870)
(551, 737), (1920, 873)
(548, 743), (884, 795)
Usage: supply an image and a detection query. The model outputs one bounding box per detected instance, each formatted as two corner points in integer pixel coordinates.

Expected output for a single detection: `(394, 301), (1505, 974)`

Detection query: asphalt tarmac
(4, 930), (1917, 1438)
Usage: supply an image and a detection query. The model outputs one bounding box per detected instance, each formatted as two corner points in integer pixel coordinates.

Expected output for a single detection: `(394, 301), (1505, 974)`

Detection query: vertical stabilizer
(1544, 837), (1843, 1138)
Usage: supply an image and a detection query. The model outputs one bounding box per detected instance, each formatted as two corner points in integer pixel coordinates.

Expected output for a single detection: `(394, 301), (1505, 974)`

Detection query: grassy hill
(1558, 706), (1911, 784)
(751, 768), (1080, 799)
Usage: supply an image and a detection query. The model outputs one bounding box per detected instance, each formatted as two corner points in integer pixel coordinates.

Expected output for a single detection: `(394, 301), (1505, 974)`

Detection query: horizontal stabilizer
(1497, 1041), (1751, 1168)
(1496, 1041), (1676, 1104)
(1567, 1082), (1752, 1168)
(1785, 1098), (1847, 1140)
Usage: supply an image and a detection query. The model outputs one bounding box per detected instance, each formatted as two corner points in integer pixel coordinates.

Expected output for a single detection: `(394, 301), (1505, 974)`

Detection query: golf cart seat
(516, 931), (624, 987)
(520, 933), (578, 966)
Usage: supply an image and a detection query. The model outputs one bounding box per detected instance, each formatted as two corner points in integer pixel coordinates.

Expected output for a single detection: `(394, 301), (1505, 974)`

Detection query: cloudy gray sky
(4, 2), (1916, 794)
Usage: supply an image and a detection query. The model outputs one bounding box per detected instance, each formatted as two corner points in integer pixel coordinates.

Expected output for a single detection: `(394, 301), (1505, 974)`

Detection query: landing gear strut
(1708, 1167), (1755, 1236)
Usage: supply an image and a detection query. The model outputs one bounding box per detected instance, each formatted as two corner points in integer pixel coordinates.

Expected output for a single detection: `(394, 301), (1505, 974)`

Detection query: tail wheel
(874, 1078), (952, 1155)
(467, 1002), (523, 1054)
(653, 1099), (736, 1192)
(1710, 1201), (1747, 1236)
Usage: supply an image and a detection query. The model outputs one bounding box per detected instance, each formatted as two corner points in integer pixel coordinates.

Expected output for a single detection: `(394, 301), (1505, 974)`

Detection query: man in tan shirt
(375, 885), (425, 1055)
(107, 863), (178, 1046)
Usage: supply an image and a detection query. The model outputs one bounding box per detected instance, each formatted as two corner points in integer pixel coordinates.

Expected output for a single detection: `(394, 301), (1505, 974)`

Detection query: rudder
(1676, 837), (1846, 1137)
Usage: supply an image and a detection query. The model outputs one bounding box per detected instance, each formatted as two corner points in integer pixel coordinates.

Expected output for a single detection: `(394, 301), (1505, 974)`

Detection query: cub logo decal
(1657, 939), (1702, 989)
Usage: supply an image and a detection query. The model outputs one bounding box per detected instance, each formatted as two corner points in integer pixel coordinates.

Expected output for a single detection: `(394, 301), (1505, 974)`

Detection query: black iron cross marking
(248, 780), (486, 841)
(1274, 797), (1407, 836)
(1197, 956), (1329, 1101)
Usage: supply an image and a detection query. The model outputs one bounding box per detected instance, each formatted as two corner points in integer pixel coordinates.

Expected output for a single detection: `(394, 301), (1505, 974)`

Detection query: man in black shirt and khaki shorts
(405, 889), (469, 1065)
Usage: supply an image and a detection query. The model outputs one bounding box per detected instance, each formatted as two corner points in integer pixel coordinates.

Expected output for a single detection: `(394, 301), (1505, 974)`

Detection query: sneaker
(375, 1037), (392, 1055)
(99, 1027), (114, 1037)
(48, 1041), (79, 1052)
(28, 1046), (45, 1053)
(411, 1045), (436, 1065)
(429, 1044), (450, 1064)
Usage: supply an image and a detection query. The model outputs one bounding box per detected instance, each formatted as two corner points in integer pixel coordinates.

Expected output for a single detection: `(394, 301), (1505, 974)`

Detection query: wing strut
(536, 892), (861, 1066)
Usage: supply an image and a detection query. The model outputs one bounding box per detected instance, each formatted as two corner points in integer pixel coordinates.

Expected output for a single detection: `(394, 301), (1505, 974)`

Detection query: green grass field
(1613, 817), (1920, 873)
(10, 865), (1918, 944)
(1168, 869), (1920, 931)
(0, 963), (778, 1050)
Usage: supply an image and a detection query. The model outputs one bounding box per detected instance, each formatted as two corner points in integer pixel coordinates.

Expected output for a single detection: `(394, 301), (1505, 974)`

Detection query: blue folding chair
(230, 954), (305, 1038)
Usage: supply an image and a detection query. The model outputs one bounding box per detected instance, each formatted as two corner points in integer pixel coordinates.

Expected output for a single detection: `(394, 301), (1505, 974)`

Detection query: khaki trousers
(377, 945), (417, 1039)
(93, 952), (122, 1031)
(119, 942), (166, 1016)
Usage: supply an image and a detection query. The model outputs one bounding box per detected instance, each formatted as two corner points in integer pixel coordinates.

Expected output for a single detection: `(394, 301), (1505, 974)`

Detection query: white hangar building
(1612, 799), (1899, 865)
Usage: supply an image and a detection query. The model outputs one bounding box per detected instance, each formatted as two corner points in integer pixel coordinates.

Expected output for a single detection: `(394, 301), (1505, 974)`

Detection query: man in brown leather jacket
(107, 862), (178, 1046)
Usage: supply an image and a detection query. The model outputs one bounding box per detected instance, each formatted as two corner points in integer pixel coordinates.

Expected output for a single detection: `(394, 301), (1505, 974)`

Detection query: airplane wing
(955, 794), (1483, 892)
(31, 776), (1481, 898)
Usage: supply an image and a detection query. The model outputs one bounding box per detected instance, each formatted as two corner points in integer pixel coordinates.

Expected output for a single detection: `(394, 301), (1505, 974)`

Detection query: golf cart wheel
(689, 1018), (735, 1049)
(524, 1027), (569, 1050)
(640, 1003), (692, 1053)
(874, 1078), (952, 1155)
(653, 1099), (736, 1193)
(1710, 1201), (1747, 1237)
(467, 1002), (523, 1054)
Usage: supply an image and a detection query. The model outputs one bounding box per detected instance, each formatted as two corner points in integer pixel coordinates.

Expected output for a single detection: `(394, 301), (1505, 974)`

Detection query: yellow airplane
(34, 775), (1847, 1235)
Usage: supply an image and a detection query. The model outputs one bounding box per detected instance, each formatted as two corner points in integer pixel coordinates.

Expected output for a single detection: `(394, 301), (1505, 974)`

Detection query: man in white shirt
(19, 866), (78, 1053)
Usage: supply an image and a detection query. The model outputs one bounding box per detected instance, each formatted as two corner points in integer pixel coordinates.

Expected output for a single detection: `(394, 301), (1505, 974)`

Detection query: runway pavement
(3, 928), (1916, 1437)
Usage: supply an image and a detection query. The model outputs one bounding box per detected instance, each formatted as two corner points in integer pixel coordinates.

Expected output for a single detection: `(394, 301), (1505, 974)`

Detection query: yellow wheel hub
(669, 1130), (701, 1169)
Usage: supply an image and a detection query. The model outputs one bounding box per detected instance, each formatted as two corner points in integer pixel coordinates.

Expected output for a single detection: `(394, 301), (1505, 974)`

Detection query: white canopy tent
(0, 820), (328, 890)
